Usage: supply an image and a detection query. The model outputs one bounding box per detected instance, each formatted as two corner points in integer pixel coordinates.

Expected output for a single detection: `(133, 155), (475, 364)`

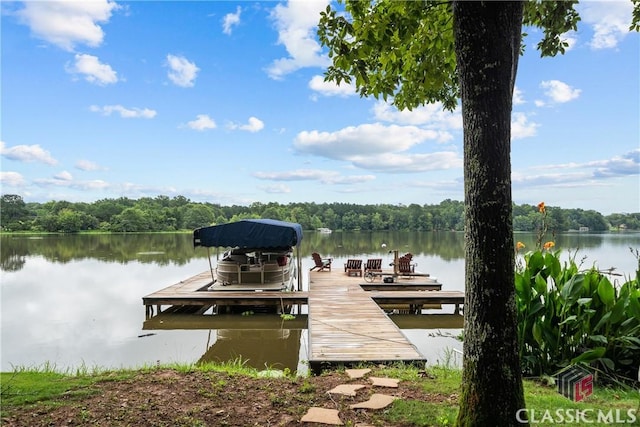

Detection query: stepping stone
(327, 384), (366, 396)
(369, 377), (399, 388)
(301, 407), (342, 425)
(350, 393), (398, 410)
(345, 368), (371, 379)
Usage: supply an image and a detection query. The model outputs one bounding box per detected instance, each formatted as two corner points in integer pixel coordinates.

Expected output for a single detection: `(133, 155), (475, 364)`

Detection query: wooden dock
(308, 271), (430, 373)
(142, 271), (308, 318)
(142, 268), (464, 372)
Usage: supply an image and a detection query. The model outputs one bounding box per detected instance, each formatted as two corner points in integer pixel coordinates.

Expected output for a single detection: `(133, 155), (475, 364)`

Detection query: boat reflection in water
(142, 313), (307, 373)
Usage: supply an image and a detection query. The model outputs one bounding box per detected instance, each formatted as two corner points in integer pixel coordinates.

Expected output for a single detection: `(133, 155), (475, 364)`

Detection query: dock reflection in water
(143, 314), (307, 373)
(198, 329), (302, 372)
(389, 313), (463, 329)
(143, 312), (464, 372)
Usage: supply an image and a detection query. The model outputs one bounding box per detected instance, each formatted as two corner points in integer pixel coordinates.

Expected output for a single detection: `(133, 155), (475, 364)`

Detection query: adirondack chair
(364, 258), (382, 273)
(397, 256), (416, 275)
(310, 252), (332, 271)
(344, 259), (363, 276)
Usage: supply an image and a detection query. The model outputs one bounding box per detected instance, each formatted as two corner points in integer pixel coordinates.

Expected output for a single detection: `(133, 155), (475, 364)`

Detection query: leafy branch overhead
(318, 0), (639, 111)
(318, 1), (458, 111)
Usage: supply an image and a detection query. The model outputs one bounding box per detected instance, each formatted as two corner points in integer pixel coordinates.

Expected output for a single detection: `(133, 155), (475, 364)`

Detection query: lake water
(2, 231), (638, 374)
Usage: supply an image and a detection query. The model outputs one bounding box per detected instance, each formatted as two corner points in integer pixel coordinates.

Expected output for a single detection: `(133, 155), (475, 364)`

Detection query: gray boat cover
(193, 219), (303, 250)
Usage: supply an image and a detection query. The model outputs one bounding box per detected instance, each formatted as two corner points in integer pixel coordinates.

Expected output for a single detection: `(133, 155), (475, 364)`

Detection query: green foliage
(0, 367), (128, 414)
(0, 194), (30, 230)
(2, 194), (635, 233)
(515, 248), (640, 383)
(522, 1), (581, 56)
(386, 399), (458, 427)
(318, 1), (458, 111)
(523, 380), (640, 427)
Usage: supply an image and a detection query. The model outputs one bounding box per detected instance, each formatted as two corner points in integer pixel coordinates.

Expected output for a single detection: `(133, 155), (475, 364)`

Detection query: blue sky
(1, 1), (638, 215)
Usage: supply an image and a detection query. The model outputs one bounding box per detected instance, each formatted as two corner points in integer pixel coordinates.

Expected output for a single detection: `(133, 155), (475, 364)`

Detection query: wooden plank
(307, 270), (426, 371)
(360, 282), (442, 291)
(369, 290), (464, 305)
(143, 291), (308, 306)
(142, 267), (464, 372)
(389, 314), (464, 329)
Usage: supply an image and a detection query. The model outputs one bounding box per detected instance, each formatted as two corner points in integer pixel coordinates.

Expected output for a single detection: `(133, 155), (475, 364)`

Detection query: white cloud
(54, 171), (73, 181)
(322, 174), (376, 185)
(228, 117), (265, 132)
(1, 141), (57, 165)
(372, 101), (462, 137)
(68, 54), (118, 85)
(186, 114), (216, 131)
(586, 149), (639, 177)
(293, 123), (463, 173)
(254, 169), (336, 181)
(222, 6), (241, 35)
(513, 86), (525, 105)
(294, 123), (441, 160)
(34, 177), (110, 191)
(89, 104), (156, 118)
(76, 160), (105, 171)
(259, 184), (291, 194)
(349, 151), (462, 173)
(539, 80), (581, 104)
(254, 169), (376, 185)
(0, 171), (26, 187)
(512, 171), (594, 189)
(166, 54), (199, 87)
(15, 0), (120, 51)
(511, 112), (539, 140)
(513, 149), (640, 189)
(561, 31), (578, 51)
(579, 1), (634, 49)
(266, 0), (331, 79)
(308, 75), (357, 97)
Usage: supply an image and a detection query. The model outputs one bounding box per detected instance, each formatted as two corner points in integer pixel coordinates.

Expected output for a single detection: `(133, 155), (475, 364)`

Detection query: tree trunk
(453, 2), (527, 426)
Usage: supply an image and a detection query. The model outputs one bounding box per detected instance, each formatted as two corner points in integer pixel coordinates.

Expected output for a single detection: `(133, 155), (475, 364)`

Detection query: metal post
(206, 247), (215, 282)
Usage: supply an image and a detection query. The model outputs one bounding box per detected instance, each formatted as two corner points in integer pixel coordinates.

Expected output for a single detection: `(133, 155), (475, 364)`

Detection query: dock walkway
(307, 271), (429, 373)
(142, 268), (464, 372)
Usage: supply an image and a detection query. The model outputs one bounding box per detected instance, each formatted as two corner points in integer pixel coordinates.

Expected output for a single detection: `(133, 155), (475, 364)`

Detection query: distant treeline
(1, 194), (638, 233)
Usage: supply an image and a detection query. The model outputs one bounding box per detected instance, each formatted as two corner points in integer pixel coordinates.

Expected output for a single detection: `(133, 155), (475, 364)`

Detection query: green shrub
(515, 248), (640, 383)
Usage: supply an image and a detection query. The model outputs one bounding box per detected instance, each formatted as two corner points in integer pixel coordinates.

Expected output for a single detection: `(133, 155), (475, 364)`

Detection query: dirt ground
(2, 369), (456, 426)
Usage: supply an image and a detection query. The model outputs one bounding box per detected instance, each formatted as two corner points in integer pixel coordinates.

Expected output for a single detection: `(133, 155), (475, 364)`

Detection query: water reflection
(0, 233), (204, 271)
(3, 231), (638, 274)
(198, 329), (302, 372)
(143, 314), (307, 372)
(1, 232), (638, 372)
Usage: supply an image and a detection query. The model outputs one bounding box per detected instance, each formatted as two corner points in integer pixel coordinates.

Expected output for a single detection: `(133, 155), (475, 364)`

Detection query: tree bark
(453, 2), (527, 426)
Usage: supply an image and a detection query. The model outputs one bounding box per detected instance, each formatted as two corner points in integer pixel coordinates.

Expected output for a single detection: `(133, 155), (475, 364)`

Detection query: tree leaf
(558, 315), (577, 326)
(588, 335), (608, 345)
(560, 274), (585, 304)
(577, 297), (592, 306)
(571, 347), (606, 364)
(597, 276), (615, 306)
